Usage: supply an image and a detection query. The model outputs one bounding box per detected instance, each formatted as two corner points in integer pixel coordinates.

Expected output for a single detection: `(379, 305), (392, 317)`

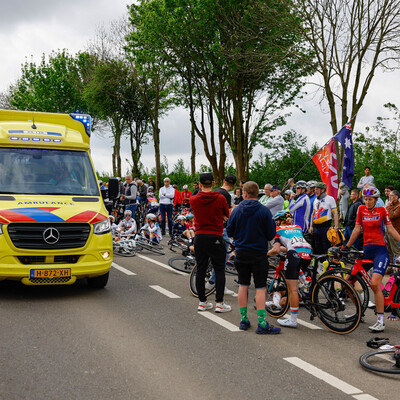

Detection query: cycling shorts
(284, 250), (311, 280)
(234, 249), (268, 289)
(363, 244), (389, 276)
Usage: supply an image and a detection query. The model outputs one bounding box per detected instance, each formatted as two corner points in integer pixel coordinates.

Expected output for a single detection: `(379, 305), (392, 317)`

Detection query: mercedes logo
(43, 227), (60, 245)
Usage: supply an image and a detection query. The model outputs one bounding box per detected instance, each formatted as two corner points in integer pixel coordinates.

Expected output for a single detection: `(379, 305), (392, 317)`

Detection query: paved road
(1, 246), (400, 400)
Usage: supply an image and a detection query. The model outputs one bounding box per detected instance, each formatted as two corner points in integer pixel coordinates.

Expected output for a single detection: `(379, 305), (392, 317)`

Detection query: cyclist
(288, 180), (311, 233)
(344, 184), (400, 332)
(141, 213), (162, 244)
(184, 213), (195, 241)
(117, 210), (137, 236)
(172, 215), (186, 239)
(181, 185), (192, 206)
(267, 210), (312, 328)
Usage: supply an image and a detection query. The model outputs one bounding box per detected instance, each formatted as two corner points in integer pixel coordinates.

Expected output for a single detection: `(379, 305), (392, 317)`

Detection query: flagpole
(280, 115), (357, 193)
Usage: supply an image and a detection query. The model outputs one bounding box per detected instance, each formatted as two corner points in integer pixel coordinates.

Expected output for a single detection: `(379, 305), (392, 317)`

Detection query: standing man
(190, 173), (231, 312)
(181, 184), (192, 206)
(159, 177), (175, 236)
(226, 181), (280, 334)
(121, 175), (138, 215)
(288, 180), (311, 233)
(258, 184), (272, 205)
(343, 189), (362, 249)
(311, 182), (339, 254)
(137, 179), (148, 202)
(266, 185), (284, 217)
(192, 181), (200, 196)
(357, 166), (374, 189)
(386, 190), (400, 263)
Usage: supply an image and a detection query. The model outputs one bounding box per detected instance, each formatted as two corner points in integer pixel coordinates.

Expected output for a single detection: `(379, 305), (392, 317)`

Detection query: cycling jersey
(173, 221), (186, 236)
(186, 221), (195, 231)
(289, 194), (311, 232)
(313, 194), (337, 225)
(355, 205), (391, 246)
(273, 224), (312, 259)
(141, 221), (162, 242)
(117, 218), (137, 235)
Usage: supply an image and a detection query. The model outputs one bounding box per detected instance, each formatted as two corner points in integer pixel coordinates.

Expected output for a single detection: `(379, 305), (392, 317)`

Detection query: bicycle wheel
(312, 275), (361, 334)
(323, 267), (369, 316)
(265, 267), (290, 318)
(114, 247), (136, 257)
(136, 238), (165, 255)
(168, 256), (195, 274)
(360, 349), (400, 374)
(189, 263), (216, 298)
(225, 261), (238, 276)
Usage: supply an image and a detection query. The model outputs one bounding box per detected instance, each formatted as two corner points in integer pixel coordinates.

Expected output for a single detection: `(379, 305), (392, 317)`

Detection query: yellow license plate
(30, 268), (71, 278)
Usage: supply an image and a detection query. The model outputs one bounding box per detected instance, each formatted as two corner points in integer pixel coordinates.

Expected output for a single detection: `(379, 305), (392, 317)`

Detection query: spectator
(190, 172), (231, 312)
(310, 182), (339, 254)
(173, 184), (182, 209)
(137, 179), (148, 201)
(233, 187), (243, 205)
(343, 189), (362, 249)
(258, 184), (272, 205)
(120, 175), (138, 215)
(159, 177), (175, 236)
(192, 181), (200, 196)
(384, 185), (395, 207)
(386, 190), (400, 263)
(226, 181), (280, 334)
(288, 180), (311, 233)
(266, 185), (284, 216)
(283, 189), (293, 210)
(338, 182), (350, 221)
(357, 166), (374, 189)
(148, 176), (155, 188)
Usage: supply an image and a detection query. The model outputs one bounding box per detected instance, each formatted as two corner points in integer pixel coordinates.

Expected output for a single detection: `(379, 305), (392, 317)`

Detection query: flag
(312, 139), (338, 199)
(334, 122), (354, 188)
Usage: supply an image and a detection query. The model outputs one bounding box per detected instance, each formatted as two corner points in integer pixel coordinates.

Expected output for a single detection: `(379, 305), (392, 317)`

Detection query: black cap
(224, 174), (237, 185)
(199, 172), (214, 185)
(271, 185), (280, 191)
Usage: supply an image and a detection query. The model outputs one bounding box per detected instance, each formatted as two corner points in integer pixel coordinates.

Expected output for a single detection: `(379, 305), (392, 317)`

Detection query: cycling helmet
(362, 184), (380, 198)
(314, 182), (327, 189)
(176, 215), (186, 221)
(124, 210), (132, 217)
(327, 246), (340, 258)
(183, 184), (188, 190)
(186, 213), (194, 219)
(146, 213), (157, 221)
(307, 180), (317, 188)
(296, 180), (308, 189)
(285, 189), (294, 195)
(148, 186), (154, 191)
(273, 210), (292, 221)
(327, 227), (345, 246)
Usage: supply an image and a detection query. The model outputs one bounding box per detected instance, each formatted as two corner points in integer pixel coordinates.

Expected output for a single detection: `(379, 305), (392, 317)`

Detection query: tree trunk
(190, 125), (196, 177)
(153, 123), (161, 190)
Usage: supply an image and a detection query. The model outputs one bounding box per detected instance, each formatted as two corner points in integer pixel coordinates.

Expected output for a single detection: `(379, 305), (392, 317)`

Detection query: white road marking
(112, 262), (136, 275)
(149, 285), (181, 299)
(199, 311), (242, 332)
(353, 395), (379, 400)
(136, 254), (187, 276)
(283, 314), (323, 330)
(284, 357), (362, 395)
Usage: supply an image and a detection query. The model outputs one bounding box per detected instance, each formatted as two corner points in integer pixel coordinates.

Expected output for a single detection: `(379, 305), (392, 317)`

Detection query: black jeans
(313, 225), (331, 254)
(194, 234), (226, 303)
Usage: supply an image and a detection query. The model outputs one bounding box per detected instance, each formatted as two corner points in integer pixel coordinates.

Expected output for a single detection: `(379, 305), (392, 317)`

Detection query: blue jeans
(160, 203), (173, 235)
(125, 202), (138, 215)
(344, 226), (360, 249)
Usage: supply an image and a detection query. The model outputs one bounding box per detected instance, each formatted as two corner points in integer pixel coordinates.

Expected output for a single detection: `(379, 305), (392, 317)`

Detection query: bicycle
(168, 248), (196, 274)
(266, 253), (362, 334)
(113, 235), (136, 257)
(359, 338), (400, 374)
(134, 232), (165, 255)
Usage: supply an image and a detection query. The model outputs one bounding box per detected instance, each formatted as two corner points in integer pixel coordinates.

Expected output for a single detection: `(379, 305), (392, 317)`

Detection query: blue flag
(334, 122), (354, 188)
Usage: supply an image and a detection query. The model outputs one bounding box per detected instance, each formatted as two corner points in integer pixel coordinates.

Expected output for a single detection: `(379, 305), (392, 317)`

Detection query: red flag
(312, 139), (338, 199)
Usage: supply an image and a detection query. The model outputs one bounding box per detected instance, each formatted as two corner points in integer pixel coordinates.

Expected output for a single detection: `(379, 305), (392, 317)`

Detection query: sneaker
(198, 301), (213, 311)
(256, 323), (281, 335)
(224, 287), (235, 295)
(239, 320), (251, 330)
(265, 301), (282, 311)
(369, 321), (385, 332)
(215, 302), (232, 313)
(368, 300), (376, 308)
(205, 281), (215, 290)
(277, 318), (298, 328)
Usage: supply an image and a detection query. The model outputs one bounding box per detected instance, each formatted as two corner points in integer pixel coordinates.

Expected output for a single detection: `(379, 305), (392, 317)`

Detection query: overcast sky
(1, 0), (400, 178)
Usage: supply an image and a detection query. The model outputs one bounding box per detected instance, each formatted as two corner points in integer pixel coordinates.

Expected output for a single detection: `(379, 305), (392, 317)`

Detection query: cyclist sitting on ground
(141, 213), (163, 244)
(267, 210), (312, 328)
(117, 210), (137, 236)
(344, 184), (400, 332)
(172, 215), (187, 239)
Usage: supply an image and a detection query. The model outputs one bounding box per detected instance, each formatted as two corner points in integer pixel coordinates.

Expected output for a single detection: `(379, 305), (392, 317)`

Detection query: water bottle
(303, 276), (312, 293)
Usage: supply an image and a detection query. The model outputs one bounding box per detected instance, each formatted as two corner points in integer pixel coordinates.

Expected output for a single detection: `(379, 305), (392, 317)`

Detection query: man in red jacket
(190, 172), (231, 312)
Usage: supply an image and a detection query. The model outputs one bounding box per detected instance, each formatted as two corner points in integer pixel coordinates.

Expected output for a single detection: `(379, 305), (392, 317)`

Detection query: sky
(1, 0), (400, 178)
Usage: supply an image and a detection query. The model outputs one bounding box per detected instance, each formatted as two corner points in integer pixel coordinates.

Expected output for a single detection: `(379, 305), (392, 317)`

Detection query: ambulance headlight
(93, 219), (111, 235)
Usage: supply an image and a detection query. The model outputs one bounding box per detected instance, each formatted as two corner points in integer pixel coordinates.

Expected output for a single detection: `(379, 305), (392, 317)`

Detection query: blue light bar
(53, 139), (61, 143)
(32, 138), (40, 142)
(43, 138), (51, 142)
(10, 137), (19, 141)
(21, 137), (30, 141)
(70, 113), (92, 137)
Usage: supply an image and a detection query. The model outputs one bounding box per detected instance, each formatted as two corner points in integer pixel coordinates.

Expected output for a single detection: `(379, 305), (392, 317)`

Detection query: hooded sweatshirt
(190, 191), (229, 236)
(226, 199), (276, 253)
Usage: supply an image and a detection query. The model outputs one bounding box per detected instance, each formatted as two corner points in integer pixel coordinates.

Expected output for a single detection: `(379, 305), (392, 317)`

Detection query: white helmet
(176, 215), (186, 221)
(124, 210), (132, 217)
(307, 180), (317, 189)
(183, 184), (188, 190)
(146, 213), (157, 221)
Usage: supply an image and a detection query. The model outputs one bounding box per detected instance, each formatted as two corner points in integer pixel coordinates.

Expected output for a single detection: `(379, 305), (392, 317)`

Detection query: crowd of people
(107, 165), (400, 334)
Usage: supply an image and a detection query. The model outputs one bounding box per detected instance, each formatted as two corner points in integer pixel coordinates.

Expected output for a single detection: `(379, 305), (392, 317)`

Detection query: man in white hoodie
(159, 177), (175, 235)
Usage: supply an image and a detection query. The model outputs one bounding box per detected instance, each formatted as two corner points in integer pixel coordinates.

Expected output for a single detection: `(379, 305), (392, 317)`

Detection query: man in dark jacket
(226, 181), (280, 334)
(344, 189), (362, 249)
(190, 173), (231, 313)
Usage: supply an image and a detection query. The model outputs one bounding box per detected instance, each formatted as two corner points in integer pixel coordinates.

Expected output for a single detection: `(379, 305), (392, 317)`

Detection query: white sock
(377, 313), (384, 325)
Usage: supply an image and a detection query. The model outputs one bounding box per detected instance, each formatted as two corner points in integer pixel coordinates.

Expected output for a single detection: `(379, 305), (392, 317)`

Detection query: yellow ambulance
(0, 109), (112, 288)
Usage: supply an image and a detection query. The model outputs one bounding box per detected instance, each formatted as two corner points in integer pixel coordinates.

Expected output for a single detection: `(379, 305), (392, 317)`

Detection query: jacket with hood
(226, 199), (276, 253)
(190, 191), (229, 236)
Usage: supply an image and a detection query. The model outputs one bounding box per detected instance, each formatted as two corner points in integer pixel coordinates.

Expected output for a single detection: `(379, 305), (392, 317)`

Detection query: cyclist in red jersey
(345, 185), (400, 332)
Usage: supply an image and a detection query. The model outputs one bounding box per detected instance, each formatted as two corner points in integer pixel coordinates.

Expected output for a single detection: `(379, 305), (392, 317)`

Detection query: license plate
(30, 268), (71, 278)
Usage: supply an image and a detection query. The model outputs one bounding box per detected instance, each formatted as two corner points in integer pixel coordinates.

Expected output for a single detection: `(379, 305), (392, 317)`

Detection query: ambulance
(0, 109), (112, 288)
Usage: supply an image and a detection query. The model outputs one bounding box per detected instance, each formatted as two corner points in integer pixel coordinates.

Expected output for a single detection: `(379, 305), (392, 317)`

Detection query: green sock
(257, 309), (267, 327)
(240, 307), (249, 322)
